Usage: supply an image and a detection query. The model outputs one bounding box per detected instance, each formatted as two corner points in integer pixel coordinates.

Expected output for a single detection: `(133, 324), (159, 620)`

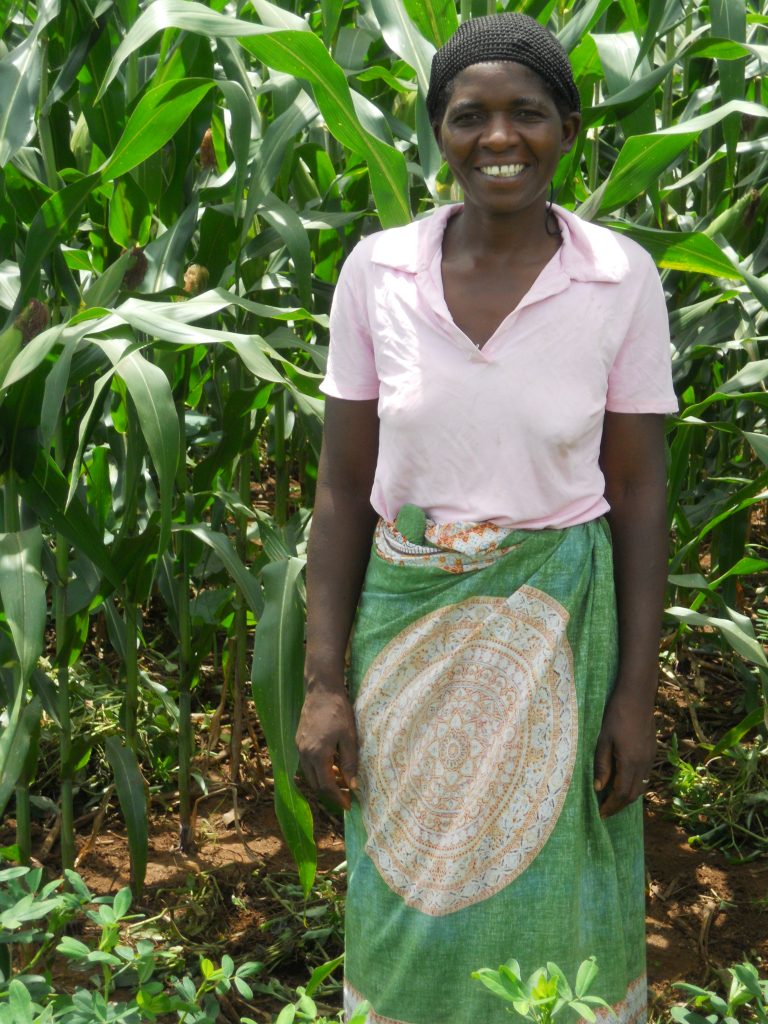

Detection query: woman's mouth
(478, 163), (526, 179)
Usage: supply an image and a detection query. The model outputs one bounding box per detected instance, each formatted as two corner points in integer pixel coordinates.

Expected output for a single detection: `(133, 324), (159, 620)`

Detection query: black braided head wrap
(426, 13), (580, 125)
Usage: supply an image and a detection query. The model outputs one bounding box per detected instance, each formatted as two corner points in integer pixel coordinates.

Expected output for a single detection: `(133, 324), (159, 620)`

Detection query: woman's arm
(595, 411), (668, 819)
(296, 396), (380, 810)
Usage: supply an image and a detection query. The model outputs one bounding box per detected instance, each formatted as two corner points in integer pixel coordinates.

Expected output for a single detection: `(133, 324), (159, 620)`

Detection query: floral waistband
(374, 506), (518, 574)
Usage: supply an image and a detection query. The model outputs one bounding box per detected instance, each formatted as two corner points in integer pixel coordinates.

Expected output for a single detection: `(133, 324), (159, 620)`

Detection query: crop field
(0, 0), (767, 1020)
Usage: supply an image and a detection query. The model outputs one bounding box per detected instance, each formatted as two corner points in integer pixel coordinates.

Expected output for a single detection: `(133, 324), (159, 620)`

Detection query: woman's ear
(433, 121), (445, 156)
(560, 112), (581, 154)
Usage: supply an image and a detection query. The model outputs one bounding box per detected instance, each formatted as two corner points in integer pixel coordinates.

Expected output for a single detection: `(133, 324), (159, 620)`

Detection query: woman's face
(434, 61), (580, 220)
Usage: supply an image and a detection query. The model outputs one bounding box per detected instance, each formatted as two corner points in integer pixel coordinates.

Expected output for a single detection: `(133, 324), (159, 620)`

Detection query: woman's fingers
(339, 727), (359, 794)
(595, 696), (655, 818)
(598, 758), (650, 819)
(298, 739), (353, 810)
(300, 756), (319, 795)
(599, 764), (632, 819)
(296, 688), (358, 811)
(314, 756), (352, 811)
(593, 730), (613, 795)
(594, 730), (647, 818)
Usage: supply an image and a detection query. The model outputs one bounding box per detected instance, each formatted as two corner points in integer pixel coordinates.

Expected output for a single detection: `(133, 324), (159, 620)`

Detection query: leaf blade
(251, 557), (316, 895)
(104, 737), (148, 897)
(102, 78), (216, 182)
(0, 527), (46, 684)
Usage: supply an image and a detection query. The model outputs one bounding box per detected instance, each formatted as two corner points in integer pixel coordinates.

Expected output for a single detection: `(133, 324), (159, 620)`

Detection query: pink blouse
(320, 204), (678, 529)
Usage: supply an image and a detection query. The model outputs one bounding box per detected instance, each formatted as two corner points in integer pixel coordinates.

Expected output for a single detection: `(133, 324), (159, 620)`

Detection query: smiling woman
(295, 12), (678, 1024)
(436, 63), (579, 215)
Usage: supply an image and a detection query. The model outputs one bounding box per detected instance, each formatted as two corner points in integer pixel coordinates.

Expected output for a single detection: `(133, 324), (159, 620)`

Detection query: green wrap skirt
(342, 507), (646, 1024)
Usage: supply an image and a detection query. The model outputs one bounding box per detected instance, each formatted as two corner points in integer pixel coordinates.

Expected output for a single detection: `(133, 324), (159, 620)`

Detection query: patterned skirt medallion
(356, 589), (576, 916)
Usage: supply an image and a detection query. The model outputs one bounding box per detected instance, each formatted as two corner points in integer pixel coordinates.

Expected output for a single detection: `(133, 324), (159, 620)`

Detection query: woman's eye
(451, 111), (482, 125)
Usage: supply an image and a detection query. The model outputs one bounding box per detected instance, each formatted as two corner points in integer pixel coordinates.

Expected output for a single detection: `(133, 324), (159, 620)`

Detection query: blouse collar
(367, 202), (629, 284)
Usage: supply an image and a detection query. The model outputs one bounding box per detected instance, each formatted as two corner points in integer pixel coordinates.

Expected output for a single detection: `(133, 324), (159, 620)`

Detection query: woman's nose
(481, 114), (520, 149)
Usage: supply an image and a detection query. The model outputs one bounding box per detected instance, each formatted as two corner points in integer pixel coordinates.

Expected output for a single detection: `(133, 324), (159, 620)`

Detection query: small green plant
(0, 866), (262, 1024)
(249, 955), (368, 1024)
(667, 733), (768, 858)
(258, 871), (345, 971)
(0, 980), (52, 1024)
(471, 956), (612, 1024)
(169, 954), (264, 1024)
(672, 962), (768, 1024)
(0, 865), (89, 983)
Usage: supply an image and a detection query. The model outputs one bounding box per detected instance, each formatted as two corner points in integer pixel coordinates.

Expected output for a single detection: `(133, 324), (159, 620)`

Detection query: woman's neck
(445, 200), (559, 266)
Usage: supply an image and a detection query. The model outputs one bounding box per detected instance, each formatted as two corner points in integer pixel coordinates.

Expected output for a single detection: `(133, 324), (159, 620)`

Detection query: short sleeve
(320, 241), (380, 400)
(605, 256), (678, 414)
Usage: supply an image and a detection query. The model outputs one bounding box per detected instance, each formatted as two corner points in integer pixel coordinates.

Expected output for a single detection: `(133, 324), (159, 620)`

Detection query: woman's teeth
(479, 164), (525, 178)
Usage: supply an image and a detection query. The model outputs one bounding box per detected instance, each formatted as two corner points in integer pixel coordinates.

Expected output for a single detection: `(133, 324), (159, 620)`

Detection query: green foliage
(667, 731), (768, 857)
(0, 864), (264, 1024)
(103, 737), (148, 896)
(672, 962), (768, 1024)
(260, 955), (369, 1024)
(474, 958), (768, 1024)
(257, 870), (345, 973)
(0, 0), (766, 888)
(472, 956), (612, 1024)
(252, 558), (315, 893)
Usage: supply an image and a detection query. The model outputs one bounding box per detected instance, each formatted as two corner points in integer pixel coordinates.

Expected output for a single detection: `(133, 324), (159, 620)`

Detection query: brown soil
(71, 791), (344, 895)
(20, 780), (765, 1020)
(645, 809), (768, 1010)
(13, 662), (768, 1020)
(643, 652), (768, 1010)
(22, 787), (347, 1021)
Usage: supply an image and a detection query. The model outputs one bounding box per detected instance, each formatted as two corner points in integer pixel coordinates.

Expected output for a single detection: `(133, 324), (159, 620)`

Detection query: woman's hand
(296, 679), (358, 811)
(593, 689), (656, 819)
(598, 411), (668, 820)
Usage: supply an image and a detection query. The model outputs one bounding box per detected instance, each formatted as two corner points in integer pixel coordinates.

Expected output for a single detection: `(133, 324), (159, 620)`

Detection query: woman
(296, 13), (677, 1024)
